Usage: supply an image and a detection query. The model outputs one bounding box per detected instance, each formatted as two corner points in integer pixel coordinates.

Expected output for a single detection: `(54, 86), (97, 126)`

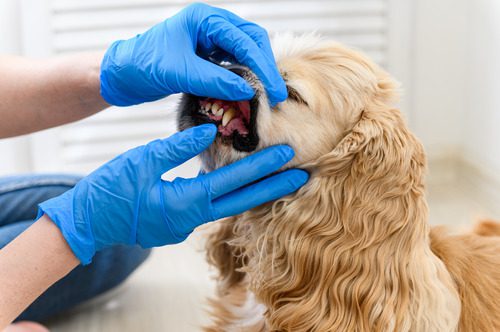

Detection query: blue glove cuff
(100, 39), (171, 107)
(36, 190), (96, 265)
(100, 41), (136, 107)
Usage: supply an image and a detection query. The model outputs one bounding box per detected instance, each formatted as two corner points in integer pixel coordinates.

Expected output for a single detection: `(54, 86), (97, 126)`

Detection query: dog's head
(180, 35), (453, 331)
(178, 33), (398, 173)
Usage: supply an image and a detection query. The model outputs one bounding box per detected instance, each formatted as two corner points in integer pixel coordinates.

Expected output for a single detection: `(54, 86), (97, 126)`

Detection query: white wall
(0, 0), (32, 175)
(0, 0), (22, 54)
(462, 0), (500, 181)
(411, 0), (468, 159)
(411, 0), (500, 183)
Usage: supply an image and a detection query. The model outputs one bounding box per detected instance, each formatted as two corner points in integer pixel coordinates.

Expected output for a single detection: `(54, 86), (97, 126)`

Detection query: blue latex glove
(37, 124), (308, 264)
(100, 3), (287, 106)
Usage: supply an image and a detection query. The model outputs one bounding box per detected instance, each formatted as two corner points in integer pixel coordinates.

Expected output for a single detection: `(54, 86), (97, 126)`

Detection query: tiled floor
(46, 171), (500, 332)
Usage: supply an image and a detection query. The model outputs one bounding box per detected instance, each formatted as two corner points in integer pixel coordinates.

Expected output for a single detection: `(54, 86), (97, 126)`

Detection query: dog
(178, 33), (500, 332)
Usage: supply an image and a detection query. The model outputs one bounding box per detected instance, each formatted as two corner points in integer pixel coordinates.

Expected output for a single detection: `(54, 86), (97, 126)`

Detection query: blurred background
(0, 0), (499, 331)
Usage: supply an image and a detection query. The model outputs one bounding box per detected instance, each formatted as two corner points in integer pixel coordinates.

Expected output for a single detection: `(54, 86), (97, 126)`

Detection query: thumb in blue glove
(37, 124), (308, 264)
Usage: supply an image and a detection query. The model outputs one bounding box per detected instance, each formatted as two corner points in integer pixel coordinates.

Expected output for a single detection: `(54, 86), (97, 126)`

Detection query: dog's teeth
(211, 103), (220, 114)
(205, 103), (212, 111)
(222, 108), (236, 127)
(214, 107), (224, 117)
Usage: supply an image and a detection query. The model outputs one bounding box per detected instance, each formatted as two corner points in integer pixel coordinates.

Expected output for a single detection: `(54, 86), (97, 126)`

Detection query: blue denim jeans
(0, 174), (151, 322)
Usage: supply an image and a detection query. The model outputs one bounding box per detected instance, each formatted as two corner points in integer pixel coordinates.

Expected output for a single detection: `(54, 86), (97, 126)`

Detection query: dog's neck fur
(231, 108), (461, 331)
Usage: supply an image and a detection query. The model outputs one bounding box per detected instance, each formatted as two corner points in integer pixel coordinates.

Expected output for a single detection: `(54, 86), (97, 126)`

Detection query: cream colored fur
(198, 34), (500, 331)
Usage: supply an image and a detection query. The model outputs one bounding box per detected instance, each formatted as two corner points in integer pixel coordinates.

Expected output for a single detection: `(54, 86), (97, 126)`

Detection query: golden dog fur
(195, 34), (500, 331)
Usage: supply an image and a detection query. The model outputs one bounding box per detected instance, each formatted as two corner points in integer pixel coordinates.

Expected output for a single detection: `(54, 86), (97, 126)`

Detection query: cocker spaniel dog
(178, 33), (500, 332)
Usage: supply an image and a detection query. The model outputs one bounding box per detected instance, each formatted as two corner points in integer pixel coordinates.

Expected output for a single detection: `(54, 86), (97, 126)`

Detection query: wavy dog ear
(251, 106), (433, 331)
(310, 103), (428, 245)
(307, 56), (401, 177)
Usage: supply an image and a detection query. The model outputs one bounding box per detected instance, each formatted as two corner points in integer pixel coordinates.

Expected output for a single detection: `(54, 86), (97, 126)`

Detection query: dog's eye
(286, 85), (308, 106)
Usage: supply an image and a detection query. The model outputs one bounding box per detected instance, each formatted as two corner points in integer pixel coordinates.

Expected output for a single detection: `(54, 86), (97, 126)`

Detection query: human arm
(0, 52), (108, 138)
(0, 215), (79, 329)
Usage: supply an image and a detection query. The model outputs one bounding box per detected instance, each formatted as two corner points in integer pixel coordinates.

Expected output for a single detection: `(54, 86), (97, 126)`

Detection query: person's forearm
(0, 52), (109, 138)
(0, 215), (79, 328)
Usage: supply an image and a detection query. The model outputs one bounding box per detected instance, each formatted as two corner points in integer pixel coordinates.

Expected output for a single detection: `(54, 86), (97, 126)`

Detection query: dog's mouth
(178, 65), (260, 152)
(196, 95), (259, 151)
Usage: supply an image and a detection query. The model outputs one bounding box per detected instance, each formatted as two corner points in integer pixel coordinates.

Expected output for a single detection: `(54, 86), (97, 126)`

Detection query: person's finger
(203, 17), (287, 105)
(238, 23), (276, 60)
(209, 6), (275, 56)
(143, 124), (217, 177)
(220, 10), (276, 58)
(200, 145), (295, 199)
(187, 57), (255, 100)
(236, 24), (288, 107)
(211, 169), (309, 219)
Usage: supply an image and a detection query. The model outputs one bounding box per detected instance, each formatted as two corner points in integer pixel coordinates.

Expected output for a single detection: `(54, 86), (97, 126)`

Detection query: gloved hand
(100, 3), (287, 106)
(37, 124), (307, 264)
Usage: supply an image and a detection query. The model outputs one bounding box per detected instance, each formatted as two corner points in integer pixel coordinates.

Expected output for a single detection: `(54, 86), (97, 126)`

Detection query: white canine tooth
(204, 103), (211, 111)
(222, 108), (236, 127)
(211, 103), (219, 114)
(214, 107), (224, 116)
